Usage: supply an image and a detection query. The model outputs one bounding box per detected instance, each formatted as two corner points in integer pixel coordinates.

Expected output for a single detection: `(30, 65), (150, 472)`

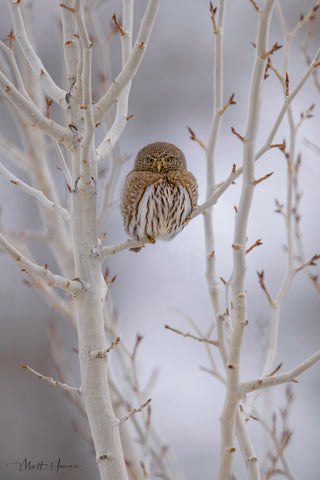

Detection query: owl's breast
(128, 179), (192, 241)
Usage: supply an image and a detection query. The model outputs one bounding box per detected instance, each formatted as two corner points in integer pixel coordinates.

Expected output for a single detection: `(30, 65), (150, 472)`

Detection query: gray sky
(0, 1), (319, 479)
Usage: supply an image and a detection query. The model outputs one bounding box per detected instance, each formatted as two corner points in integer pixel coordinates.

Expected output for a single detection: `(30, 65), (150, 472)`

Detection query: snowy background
(0, 1), (319, 479)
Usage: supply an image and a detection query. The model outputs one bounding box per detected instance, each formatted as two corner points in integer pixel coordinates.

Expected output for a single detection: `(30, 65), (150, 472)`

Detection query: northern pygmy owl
(121, 142), (198, 251)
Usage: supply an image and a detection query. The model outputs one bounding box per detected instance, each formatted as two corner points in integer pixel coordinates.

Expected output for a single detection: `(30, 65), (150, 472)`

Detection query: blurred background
(0, 0), (319, 479)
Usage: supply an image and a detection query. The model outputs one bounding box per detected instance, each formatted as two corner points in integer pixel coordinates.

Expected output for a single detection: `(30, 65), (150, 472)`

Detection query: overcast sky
(0, 1), (319, 479)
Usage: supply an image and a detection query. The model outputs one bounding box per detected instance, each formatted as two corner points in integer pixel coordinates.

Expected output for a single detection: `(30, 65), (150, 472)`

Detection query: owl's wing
(167, 170), (199, 210)
(121, 171), (160, 231)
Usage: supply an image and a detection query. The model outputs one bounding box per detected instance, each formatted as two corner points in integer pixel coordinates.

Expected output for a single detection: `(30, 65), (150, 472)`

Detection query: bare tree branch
(242, 350), (320, 394)
(0, 233), (81, 295)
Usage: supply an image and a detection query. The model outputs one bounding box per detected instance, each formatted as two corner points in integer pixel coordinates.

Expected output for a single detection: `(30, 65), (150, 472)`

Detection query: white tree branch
(7, 0), (67, 107)
(23, 365), (81, 393)
(243, 25), (320, 422)
(0, 161), (70, 221)
(74, 0), (96, 182)
(191, 164), (237, 219)
(217, 3), (276, 479)
(203, 0), (229, 377)
(242, 350), (320, 395)
(93, 0), (160, 124)
(235, 410), (260, 478)
(90, 337), (121, 359)
(0, 72), (74, 147)
(118, 398), (152, 425)
(256, 47), (320, 160)
(164, 324), (218, 346)
(51, 139), (73, 185)
(59, 0), (78, 89)
(0, 135), (31, 169)
(97, 238), (147, 259)
(0, 39), (29, 97)
(0, 233), (81, 295)
(96, 0), (134, 162)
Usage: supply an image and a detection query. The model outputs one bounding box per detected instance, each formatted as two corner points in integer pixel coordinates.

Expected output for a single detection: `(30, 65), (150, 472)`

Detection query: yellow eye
(165, 157), (172, 164)
(147, 158), (154, 164)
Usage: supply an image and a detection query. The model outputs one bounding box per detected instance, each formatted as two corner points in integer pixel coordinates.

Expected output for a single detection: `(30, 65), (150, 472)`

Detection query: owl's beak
(156, 160), (165, 172)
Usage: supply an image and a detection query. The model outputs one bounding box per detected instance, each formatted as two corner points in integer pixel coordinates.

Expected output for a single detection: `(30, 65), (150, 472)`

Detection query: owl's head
(133, 142), (187, 173)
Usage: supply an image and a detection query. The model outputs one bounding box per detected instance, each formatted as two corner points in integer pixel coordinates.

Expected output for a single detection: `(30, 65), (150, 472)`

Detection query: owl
(121, 142), (198, 251)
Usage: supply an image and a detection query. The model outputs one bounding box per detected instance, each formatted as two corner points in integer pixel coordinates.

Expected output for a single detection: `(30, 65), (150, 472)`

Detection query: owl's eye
(147, 158), (154, 164)
(165, 157), (173, 164)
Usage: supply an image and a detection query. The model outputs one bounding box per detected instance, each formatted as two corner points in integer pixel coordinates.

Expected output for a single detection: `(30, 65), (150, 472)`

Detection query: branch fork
(90, 337), (121, 359)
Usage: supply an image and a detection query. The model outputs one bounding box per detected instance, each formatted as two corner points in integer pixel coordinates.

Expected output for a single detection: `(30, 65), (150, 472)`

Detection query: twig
(8, 0), (67, 106)
(0, 72), (74, 147)
(218, 93), (236, 116)
(118, 398), (152, 424)
(0, 37), (29, 97)
(231, 126), (245, 142)
(93, 0), (160, 124)
(0, 162), (70, 221)
(22, 365), (81, 393)
(52, 139), (73, 185)
(257, 271), (274, 306)
(285, 72), (289, 96)
(90, 337), (121, 359)
(97, 238), (146, 260)
(246, 239), (262, 254)
(249, 0), (260, 12)
(164, 324), (218, 346)
(252, 406), (295, 480)
(112, 13), (126, 36)
(131, 334), (143, 362)
(187, 126), (206, 150)
(96, 1), (134, 162)
(294, 254), (319, 274)
(242, 349), (320, 394)
(261, 42), (282, 60)
(209, 2), (218, 34)
(266, 362), (283, 377)
(190, 163), (237, 219)
(253, 171), (273, 185)
(0, 233), (81, 295)
(256, 47), (320, 160)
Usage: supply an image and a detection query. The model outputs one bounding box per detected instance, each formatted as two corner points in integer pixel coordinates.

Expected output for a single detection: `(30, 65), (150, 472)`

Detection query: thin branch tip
(118, 398), (152, 424)
(231, 126), (244, 142)
(187, 126), (206, 150)
(23, 365), (81, 393)
(209, 2), (218, 34)
(165, 324), (218, 346)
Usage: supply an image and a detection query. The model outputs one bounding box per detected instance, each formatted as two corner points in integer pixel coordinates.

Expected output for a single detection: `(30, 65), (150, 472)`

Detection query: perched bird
(121, 141), (198, 251)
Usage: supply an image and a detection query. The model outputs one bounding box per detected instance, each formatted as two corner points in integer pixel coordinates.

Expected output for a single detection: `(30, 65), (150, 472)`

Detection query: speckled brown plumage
(121, 142), (198, 250)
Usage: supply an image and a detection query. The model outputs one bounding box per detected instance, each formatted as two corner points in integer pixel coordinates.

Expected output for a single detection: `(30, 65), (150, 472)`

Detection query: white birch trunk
(71, 173), (129, 479)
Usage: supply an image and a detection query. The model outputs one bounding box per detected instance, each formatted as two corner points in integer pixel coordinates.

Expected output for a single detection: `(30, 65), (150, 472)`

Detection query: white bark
(242, 350), (320, 394)
(7, 0), (67, 106)
(94, 0), (160, 125)
(0, 161), (70, 221)
(0, 232), (80, 295)
(217, 2), (275, 479)
(0, 71), (74, 146)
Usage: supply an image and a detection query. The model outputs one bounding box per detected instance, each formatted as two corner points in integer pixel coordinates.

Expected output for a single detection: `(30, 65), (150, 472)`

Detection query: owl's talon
(147, 236), (156, 244)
